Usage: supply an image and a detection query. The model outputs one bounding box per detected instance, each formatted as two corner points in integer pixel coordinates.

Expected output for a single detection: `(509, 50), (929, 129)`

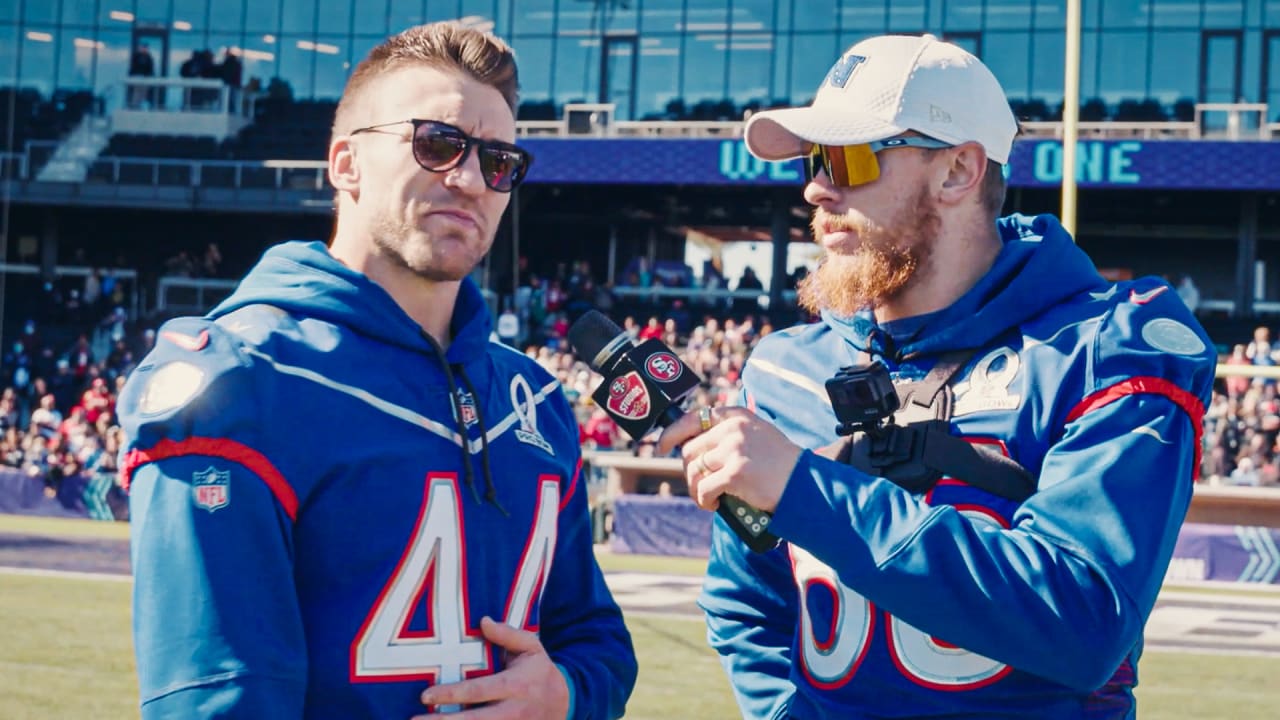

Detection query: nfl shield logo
(455, 391), (478, 427)
(192, 467), (230, 512)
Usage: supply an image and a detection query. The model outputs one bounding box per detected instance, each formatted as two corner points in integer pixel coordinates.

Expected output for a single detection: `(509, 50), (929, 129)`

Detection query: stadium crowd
(0, 259), (1276, 513)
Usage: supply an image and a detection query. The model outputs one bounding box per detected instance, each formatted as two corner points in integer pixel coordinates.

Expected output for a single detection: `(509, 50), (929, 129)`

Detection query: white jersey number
(794, 508), (1011, 690)
(351, 473), (560, 707)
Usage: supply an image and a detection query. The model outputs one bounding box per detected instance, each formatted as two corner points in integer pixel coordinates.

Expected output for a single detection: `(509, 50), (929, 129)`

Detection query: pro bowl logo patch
(607, 371), (652, 421)
(192, 467), (230, 512)
(510, 376), (554, 456)
(644, 352), (683, 383)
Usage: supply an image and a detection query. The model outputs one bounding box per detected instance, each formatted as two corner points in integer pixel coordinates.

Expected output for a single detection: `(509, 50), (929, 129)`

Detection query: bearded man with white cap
(657, 34), (1214, 718)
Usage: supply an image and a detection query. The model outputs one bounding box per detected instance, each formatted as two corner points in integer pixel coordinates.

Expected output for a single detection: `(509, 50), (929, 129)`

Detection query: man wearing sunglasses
(121, 22), (635, 720)
(658, 34), (1213, 718)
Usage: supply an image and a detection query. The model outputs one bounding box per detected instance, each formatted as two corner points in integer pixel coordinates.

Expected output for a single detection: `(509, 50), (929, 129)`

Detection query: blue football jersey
(700, 214), (1215, 719)
(120, 241), (636, 719)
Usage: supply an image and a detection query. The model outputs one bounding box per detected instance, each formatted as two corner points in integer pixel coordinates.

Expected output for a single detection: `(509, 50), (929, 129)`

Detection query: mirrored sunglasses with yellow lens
(804, 136), (954, 187)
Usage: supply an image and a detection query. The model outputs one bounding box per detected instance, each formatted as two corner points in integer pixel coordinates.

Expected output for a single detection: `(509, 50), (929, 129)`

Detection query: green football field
(2, 515), (1280, 718)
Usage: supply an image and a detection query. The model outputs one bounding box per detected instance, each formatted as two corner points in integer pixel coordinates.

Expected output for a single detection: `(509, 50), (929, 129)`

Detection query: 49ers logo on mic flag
(644, 352), (683, 382)
(607, 371), (652, 420)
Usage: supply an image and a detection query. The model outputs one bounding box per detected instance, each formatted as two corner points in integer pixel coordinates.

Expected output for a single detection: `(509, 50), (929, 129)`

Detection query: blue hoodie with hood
(699, 214), (1215, 719)
(120, 241), (636, 719)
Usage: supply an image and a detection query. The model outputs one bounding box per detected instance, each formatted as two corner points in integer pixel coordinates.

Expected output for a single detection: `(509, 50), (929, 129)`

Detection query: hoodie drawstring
(420, 331), (485, 508)
(456, 366), (507, 517)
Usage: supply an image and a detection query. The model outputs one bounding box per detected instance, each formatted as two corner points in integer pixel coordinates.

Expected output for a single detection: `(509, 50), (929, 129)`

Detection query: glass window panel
(282, 0), (318, 33)
(136, 0), (172, 23)
(279, 34), (317, 98)
(245, 0), (282, 33)
(770, 32), (790, 103)
(1100, 0), (1148, 28)
(350, 0), (389, 35)
(0, 2), (13, 21)
(840, 2), (886, 34)
(427, 0), (461, 23)
(1149, 30), (1197, 104)
(1152, 0), (1201, 27)
(1266, 0), (1280, 26)
(944, 0), (983, 31)
(726, 33), (774, 111)
(512, 0), (554, 34)
(0, 25), (18, 82)
(495, 0), (511, 36)
(1029, 30), (1065, 105)
(1034, 0), (1066, 29)
(635, 36), (680, 117)
(1204, 0), (1245, 27)
(788, 32), (839, 105)
(313, 34), (350, 100)
(889, 0), (927, 32)
(839, 29), (881, 54)
(795, 0), (836, 32)
(319, 0), (354, 33)
(732, 0), (776, 32)
(23, 0), (59, 24)
(95, 29), (133, 105)
(681, 31), (727, 106)
(1082, 0), (1102, 29)
(1265, 33), (1280, 121)
(237, 32), (281, 92)
(1098, 30), (1148, 104)
(173, 0), (210, 29)
(61, 0), (99, 26)
(349, 33), (383, 71)
(1079, 29), (1099, 99)
(602, 36), (636, 119)
(984, 31), (1031, 99)
(511, 36), (553, 106)
(58, 28), (95, 89)
(462, 0), (504, 32)
(684, 0), (729, 32)
(210, 0), (246, 31)
(1203, 33), (1240, 103)
(987, 0), (1032, 30)
(773, 0), (793, 32)
(552, 36), (597, 106)
(943, 32), (981, 56)
(20, 27), (58, 96)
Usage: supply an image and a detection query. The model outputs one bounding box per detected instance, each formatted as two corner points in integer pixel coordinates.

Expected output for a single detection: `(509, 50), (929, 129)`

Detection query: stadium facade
(1, 0), (1279, 345)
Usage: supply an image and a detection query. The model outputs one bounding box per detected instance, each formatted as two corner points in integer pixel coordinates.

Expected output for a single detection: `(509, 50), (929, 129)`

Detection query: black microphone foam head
(568, 310), (625, 369)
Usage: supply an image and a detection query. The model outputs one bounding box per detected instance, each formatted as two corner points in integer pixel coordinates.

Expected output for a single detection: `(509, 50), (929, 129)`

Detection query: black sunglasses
(350, 119), (533, 192)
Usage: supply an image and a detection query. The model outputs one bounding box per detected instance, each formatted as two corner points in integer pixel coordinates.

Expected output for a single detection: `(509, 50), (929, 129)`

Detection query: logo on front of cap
(825, 54), (866, 88)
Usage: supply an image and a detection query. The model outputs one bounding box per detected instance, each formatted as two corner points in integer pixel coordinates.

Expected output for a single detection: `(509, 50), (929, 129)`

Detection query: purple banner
(1170, 522), (1280, 584)
(519, 137), (1280, 190)
(610, 494), (712, 558)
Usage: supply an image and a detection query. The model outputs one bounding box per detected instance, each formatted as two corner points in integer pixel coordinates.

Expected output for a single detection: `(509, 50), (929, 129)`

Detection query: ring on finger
(698, 406), (713, 432)
(695, 455), (711, 476)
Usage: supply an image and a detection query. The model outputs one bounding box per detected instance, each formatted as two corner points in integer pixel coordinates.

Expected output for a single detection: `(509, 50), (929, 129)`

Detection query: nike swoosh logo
(1131, 426), (1172, 444)
(1129, 286), (1168, 304)
(161, 329), (210, 352)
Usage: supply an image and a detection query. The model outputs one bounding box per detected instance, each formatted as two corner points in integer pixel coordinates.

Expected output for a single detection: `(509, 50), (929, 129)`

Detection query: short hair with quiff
(331, 22), (519, 142)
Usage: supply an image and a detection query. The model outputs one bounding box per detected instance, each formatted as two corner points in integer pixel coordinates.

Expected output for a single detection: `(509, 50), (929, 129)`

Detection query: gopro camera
(826, 362), (899, 436)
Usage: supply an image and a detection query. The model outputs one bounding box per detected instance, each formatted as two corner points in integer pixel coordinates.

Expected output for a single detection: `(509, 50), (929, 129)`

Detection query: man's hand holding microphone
(569, 310), (810, 552)
(654, 404), (801, 516)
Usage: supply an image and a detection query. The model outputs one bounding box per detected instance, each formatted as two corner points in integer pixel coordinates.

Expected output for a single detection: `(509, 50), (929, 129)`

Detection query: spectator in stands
(1176, 273), (1200, 314)
(584, 405), (623, 450)
(0, 426), (22, 468)
(219, 49), (243, 111)
(29, 393), (61, 440)
(1224, 343), (1251, 399)
(733, 265), (764, 316)
(637, 316), (663, 341)
(128, 42), (156, 108)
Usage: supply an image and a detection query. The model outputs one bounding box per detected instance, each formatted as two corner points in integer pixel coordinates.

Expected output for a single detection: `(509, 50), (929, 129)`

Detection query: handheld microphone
(569, 310), (780, 553)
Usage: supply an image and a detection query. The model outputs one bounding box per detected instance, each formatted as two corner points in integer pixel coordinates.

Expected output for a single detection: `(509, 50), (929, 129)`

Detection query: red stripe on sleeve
(560, 456), (583, 511)
(1064, 376), (1206, 480)
(121, 437), (300, 521)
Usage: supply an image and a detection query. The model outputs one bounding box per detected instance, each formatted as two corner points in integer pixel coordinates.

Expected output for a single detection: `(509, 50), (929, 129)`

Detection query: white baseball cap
(744, 34), (1018, 165)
